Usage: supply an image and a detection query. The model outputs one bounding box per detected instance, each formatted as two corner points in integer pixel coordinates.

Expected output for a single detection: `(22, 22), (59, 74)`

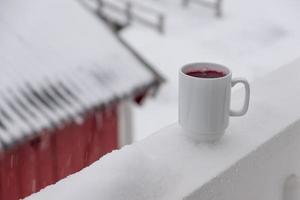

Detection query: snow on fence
(27, 58), (300, 199)
(92, 0), (165, 34)
(182, 0), (223, 17)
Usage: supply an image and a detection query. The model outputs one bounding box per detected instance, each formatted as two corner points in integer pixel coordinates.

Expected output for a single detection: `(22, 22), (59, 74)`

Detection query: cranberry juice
(186, 70), (226, 78)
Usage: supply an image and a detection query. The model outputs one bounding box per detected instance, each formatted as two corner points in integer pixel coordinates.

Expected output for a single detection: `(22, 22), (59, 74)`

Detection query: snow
(0, 0), (154, 88)
(26, 58), (300, 199)
(118, 0), (300, 140)
(0, 0), (156, 149)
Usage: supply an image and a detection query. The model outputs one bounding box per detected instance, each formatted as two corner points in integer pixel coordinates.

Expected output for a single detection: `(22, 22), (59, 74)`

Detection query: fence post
(215, 0), (223, 18)
(158, 14), (165, 34)
(96, 0), (104, 16)
(283, 175), (300, 200)
(182, 0), (190, 7)
(125, 2), (133, 25)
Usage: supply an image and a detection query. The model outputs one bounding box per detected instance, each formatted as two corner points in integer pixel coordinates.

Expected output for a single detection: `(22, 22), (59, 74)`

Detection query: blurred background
(1, 0), (300, 199)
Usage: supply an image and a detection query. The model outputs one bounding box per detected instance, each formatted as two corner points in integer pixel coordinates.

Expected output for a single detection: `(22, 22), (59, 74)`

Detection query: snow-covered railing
(27, 58), (300, 199)
(182, 0), (223, 17)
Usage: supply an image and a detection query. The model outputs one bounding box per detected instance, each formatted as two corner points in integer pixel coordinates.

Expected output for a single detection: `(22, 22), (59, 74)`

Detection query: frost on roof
(0, 0), (156, 149)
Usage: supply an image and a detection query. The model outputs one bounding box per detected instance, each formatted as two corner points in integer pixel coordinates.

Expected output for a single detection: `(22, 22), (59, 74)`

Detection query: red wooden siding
(87, 105), (118, 165)
(18, 142), (38, 198)
(0, 104), (119, 200)
(36, 131), (56, 190)
(102, 106), (118, 154)
(55, 112), (96, 180)
(0, 149), (19, 200)
(86, 112), (103, 165)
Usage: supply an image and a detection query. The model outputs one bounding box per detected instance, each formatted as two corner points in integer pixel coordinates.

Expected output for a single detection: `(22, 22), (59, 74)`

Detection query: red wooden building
(0, 0), (163, 199)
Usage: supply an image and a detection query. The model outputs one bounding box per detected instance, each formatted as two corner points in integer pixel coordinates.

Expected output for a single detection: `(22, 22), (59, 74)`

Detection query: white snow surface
(118, 0), (300, 140)
(0, 0), (153, 89)
(27, 58), (300, 199)
(0, 0), (155, 148)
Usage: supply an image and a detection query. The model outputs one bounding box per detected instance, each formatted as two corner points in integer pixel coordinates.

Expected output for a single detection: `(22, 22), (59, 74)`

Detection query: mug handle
(230, 78), (250, 116)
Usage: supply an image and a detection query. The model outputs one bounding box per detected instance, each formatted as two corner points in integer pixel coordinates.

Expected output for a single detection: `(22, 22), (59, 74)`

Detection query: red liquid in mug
(186, 70), (226, 78)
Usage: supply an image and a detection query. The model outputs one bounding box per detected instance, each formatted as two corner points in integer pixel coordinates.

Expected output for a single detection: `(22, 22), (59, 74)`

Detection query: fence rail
(98, 0), (125, 13)
(182, 0), (223, 17)
(95, 0), (165, 34)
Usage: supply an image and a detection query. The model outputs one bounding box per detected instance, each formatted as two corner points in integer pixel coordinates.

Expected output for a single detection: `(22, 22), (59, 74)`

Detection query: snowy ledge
(27, 58), (300, 200)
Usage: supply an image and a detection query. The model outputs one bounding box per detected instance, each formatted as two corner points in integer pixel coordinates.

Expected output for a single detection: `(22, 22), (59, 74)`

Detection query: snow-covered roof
(0, 0), (161, 150)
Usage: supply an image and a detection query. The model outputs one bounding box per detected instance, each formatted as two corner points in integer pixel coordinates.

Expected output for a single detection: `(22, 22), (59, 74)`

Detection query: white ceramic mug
(179, 63), (250, 142)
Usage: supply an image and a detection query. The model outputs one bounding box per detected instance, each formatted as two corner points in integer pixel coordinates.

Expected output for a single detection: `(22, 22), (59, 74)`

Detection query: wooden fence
(182, 0), (223, 17)
(96, 0), (165, 34)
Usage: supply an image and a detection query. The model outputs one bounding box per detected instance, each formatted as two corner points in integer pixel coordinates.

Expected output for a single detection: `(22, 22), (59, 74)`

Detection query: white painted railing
(27, 58), (300, 200)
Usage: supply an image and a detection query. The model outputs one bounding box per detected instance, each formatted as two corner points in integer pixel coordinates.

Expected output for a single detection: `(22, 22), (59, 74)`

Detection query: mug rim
(181, 62), (232, 80)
